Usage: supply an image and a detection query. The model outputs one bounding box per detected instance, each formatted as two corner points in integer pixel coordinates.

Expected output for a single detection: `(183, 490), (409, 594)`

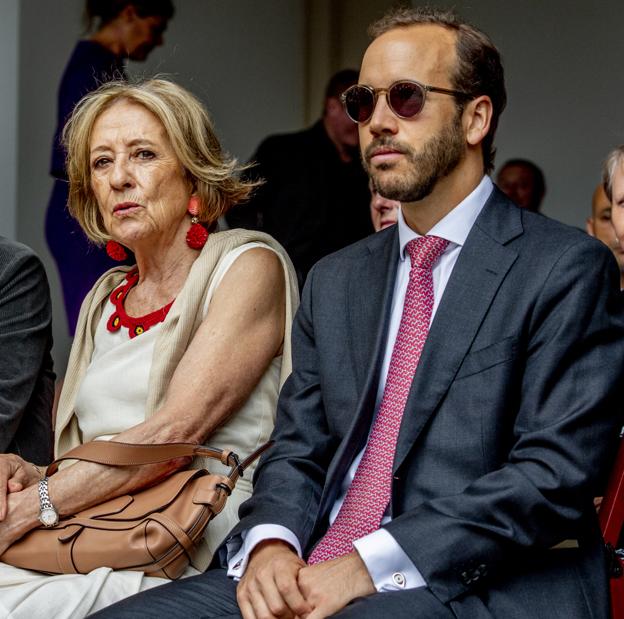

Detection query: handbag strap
(46, 440), (273, 482)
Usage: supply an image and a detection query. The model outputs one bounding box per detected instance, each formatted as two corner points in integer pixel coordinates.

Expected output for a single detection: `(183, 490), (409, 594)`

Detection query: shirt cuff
(226, 524), (302, 580)
(353, 528), (426, 592)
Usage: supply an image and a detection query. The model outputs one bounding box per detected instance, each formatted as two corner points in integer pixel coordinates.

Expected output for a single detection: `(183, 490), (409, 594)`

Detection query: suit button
(392, 572), (406, 588)
(460, 570), (475, 586)
(460, 563), (488, 586)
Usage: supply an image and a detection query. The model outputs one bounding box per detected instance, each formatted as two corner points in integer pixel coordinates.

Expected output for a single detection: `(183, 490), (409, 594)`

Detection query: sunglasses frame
(340, 79), (471, 124)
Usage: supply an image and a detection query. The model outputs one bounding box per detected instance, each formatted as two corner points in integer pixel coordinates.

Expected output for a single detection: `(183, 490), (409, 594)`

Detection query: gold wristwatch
(37, 477), (59, 527)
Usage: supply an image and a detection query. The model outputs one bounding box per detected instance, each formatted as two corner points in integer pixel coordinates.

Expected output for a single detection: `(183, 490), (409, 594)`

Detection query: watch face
(40, 507), (58, 527)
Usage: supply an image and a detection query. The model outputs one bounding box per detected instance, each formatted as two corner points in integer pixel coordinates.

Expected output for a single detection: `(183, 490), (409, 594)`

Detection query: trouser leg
(89, 568), (241, 619)
(329, 586), (455, 619)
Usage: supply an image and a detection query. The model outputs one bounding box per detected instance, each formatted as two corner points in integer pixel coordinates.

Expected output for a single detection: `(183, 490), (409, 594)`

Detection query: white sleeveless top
(75, 240), (280, 453)
(0, 241), (294, 615)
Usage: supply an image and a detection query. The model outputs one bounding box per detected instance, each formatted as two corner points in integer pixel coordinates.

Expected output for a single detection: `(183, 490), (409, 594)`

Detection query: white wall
(0, 0), (19, 239)
(126, 0), (306, 160)
(17, 0), (86, 372)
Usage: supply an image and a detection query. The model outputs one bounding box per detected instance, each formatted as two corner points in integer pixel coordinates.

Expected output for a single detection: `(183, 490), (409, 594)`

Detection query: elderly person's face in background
(369, 184), (400, 231)
(586, 183), (624, 270)
(90, 100), (190, 250)
(610, 163), (624, 256)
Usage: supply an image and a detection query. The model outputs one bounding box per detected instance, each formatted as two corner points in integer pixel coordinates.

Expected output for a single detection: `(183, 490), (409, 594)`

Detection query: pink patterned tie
(308, 235), (449, 564)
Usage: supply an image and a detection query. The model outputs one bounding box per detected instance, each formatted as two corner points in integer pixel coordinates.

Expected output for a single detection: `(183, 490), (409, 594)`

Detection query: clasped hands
(0, 454), (43, 554)
(237, 540), (375, 619)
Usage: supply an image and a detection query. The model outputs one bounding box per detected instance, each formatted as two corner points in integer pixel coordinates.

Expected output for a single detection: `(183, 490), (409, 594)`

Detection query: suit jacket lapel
(318, 228), (399, 517)
(348, 228), (399, 394)
(393, 190), (523, 471)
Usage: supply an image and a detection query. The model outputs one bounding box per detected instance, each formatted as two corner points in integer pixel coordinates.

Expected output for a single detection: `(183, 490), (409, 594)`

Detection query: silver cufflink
(392, 572), (406, 588)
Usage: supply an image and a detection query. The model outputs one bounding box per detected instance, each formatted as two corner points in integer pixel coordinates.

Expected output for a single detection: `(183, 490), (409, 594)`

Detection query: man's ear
(464, 95), (493, 147)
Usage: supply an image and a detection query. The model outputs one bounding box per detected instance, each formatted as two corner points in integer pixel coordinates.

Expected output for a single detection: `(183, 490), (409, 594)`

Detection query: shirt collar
(397, 175), (494, 261)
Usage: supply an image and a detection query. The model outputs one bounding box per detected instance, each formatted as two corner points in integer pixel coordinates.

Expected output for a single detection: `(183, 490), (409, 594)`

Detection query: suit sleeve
(0, 247), (53, 452)
(228, 264), (333, 548)
(385, 238), (624, 604)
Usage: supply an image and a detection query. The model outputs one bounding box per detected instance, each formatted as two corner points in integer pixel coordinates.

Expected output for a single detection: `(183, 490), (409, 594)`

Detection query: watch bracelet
(38, 477), (55, 510)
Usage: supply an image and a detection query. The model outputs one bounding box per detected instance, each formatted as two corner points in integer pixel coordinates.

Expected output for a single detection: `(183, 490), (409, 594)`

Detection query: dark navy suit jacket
(0, 237), (54, 465)
(231, 188), (624, 618)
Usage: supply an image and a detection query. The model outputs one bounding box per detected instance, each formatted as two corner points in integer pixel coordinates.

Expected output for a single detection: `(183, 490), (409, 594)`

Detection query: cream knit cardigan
(55, 229), (298, 458)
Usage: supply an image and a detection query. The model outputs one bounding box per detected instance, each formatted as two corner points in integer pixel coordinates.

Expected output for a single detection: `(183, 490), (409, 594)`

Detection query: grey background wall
(0, 0), (19, 240)
(5, 0), (624, 372)
(437, 0), (624, 223)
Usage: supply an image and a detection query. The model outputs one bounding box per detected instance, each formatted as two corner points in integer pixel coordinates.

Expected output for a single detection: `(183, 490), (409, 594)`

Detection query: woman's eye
(93, 158), (110, 169)
(136, 150), (155, 160)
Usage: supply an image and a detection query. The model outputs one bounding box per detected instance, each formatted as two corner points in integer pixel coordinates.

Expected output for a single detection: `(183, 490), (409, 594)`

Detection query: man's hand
(237, 540), (312, 619)
(0, 455), (41, 520)
(297, 552), (375, 619)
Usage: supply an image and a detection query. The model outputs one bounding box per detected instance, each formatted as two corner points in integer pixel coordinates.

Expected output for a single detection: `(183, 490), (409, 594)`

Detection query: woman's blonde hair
(63, 77), (258, 243)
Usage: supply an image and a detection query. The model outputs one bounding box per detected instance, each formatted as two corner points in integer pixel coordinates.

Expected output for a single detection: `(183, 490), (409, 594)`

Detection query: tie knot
(406, 236), (449, 271)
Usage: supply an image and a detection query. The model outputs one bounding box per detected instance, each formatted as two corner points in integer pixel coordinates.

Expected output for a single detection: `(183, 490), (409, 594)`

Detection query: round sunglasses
(340, 80), (471, 124)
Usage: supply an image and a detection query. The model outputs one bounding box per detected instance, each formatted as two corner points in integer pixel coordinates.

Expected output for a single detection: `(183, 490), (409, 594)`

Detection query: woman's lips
(113, 202), (143, 216)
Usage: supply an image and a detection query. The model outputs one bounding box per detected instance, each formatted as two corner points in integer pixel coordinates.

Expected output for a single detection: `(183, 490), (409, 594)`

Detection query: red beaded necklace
(106, 268), (174, 339)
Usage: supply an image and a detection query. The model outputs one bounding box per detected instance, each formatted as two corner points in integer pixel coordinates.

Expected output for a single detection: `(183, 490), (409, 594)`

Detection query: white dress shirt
(227, 176), (494, 591)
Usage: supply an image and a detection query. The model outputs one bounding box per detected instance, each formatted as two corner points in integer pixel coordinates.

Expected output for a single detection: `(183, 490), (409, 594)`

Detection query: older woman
(0, 79), (297, 617)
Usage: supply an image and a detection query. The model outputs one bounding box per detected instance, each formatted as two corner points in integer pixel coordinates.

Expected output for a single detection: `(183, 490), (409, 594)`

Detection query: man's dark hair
(324, 69), (359, 102)
(368, 6), (506, 174)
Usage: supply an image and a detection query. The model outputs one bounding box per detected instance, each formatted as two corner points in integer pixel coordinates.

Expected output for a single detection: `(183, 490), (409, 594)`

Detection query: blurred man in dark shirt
(227, 70), (373, 288)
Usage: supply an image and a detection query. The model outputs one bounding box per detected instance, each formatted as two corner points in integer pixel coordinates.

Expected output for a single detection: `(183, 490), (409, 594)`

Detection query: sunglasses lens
(388, 82), (425, 118)
(343, 86), (375, 123)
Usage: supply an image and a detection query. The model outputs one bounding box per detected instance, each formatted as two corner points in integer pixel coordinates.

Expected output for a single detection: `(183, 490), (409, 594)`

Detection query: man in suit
(97, 7), (624, 619)
(0, 237), (54, 465)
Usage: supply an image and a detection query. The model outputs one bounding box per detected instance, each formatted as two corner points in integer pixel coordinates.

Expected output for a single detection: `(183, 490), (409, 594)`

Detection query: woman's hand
(0, 455), (42, 520)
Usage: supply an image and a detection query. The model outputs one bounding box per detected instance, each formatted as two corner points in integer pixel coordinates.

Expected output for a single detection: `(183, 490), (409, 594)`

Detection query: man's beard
(364, 110), (465, 203)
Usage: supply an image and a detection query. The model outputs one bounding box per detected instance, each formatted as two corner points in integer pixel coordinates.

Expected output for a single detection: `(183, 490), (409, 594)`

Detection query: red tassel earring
(106, 240), (128, 261)
(186, 195), (209, 250)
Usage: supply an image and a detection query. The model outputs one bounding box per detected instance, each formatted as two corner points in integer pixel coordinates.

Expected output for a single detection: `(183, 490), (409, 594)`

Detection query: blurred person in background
(369, 180), (400, 232)
(227, 69), (373, 289)
(603, 145), (624, 291)
(496, 158), (545, 213)
(46, 0), (174, 335)
(586, 181), (624, 289)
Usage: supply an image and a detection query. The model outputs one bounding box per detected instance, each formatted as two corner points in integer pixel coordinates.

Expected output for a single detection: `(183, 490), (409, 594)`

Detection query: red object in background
(600, 439), (624, 619)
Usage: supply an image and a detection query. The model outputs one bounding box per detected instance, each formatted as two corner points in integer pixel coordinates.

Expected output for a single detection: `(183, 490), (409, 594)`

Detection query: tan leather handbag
(0, 440), (270, 579)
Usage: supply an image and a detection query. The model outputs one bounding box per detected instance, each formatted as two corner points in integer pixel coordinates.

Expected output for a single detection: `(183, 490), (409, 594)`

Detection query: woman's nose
(109, 159), (134, 189)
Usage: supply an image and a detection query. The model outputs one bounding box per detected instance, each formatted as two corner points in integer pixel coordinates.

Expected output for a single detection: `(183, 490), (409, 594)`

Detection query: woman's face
(89, 100), (190, 250)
